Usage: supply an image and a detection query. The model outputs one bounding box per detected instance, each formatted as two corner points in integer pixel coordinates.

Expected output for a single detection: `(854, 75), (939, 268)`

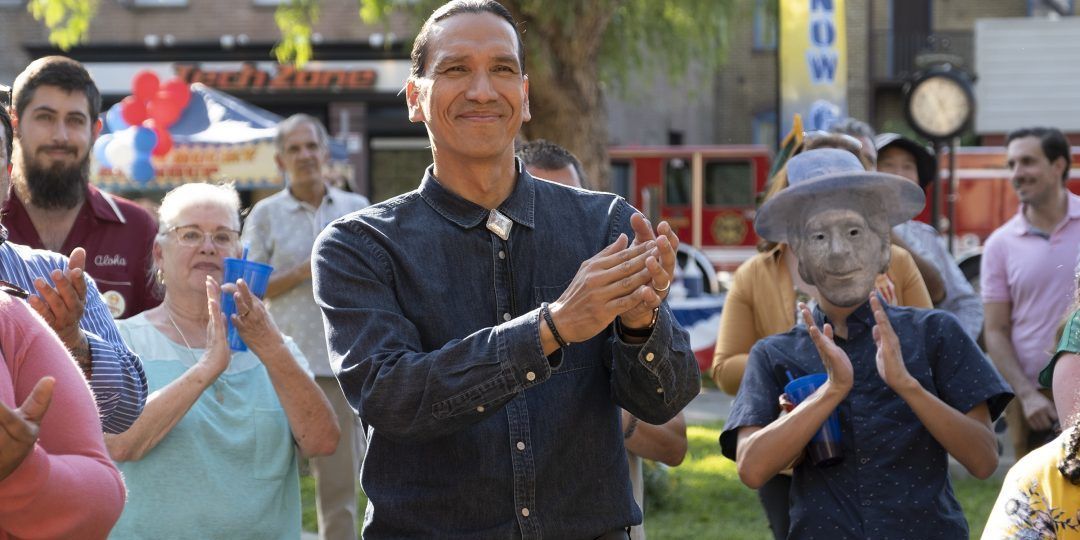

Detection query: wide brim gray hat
(755, 148), (926, 243)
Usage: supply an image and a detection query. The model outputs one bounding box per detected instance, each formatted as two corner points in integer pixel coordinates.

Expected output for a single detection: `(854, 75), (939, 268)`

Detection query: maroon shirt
(2, 185), (161, 318)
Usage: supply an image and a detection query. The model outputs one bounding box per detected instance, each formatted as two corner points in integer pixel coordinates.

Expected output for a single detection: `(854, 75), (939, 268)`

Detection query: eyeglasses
(170, 225), (241, 248)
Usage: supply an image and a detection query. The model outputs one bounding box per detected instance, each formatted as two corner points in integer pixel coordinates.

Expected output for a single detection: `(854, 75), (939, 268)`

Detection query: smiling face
(406, 12), (530, 166)
(155, 202), (242, 299)
(12, 85), (99, 209)
(792, 207), (890, 308)
(1007, 135), (1067, 206)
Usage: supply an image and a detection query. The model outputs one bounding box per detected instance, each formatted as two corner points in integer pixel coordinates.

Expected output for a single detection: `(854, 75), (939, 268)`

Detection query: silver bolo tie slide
(486, 209), (512, 240)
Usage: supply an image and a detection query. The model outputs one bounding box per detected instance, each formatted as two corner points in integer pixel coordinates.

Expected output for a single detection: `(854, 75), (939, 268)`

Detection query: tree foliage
(28, 0), (736, 190)
(27, 0), (99, 51)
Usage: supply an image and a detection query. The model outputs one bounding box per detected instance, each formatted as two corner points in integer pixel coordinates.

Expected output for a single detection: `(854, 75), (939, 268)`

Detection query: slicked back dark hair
(1007, 126), (1072, 183)
(0, 106), (11, 165)
(12, 56), (102, 125)
(517, 139), (585, 184)
(410, 0), (524, 79)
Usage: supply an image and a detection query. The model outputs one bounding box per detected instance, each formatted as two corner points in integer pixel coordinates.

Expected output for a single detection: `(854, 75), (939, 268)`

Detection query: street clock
(904, 66), (975, 142)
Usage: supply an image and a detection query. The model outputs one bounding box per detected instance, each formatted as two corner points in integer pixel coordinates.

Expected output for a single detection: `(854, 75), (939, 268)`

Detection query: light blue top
(110, 313), (310, 540)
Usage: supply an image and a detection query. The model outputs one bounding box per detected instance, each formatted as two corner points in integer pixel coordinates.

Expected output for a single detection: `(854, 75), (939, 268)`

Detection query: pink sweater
(0, 293), (125, 539)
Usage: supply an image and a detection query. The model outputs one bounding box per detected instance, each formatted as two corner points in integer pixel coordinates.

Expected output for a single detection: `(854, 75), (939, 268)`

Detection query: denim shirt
(720, 301), (1012, 540)
(313, 165), (699, 539)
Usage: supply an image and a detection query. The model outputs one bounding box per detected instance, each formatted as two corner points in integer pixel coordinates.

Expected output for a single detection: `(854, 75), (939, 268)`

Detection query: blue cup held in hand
(221, 257), (273, 351)
(784, 373), (844, 467)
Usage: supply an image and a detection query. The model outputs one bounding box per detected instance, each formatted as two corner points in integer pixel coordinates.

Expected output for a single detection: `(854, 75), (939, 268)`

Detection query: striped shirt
(0, 237), (147, 433)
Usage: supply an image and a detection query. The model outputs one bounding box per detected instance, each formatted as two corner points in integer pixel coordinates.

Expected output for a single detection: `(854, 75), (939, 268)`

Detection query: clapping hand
(29, 248), (88, 346)
(620, 213), (679, 329)
(868, 293), (916, 391)
(798, 302), (853, 396)
(225, 279), (284, 356)
(0, 376), (54, 481)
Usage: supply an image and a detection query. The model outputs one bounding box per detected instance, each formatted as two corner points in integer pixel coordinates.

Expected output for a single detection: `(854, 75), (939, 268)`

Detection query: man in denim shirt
(312, 1), (698, 538)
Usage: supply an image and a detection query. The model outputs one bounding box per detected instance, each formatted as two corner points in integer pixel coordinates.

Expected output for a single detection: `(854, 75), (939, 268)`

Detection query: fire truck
(610, 145), (1080, 290)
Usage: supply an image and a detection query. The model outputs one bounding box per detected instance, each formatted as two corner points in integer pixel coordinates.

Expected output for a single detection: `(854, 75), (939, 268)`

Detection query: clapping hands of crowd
(201, 277), (232, 376)
(799, 302), (854, 397)
(29, 247), (88, 347)
(222, 278), (285, 358)
(548, 214), (677, 344)
(869, 293), (917, 392)
(798, 293), (918, 396)
(0, 376), (54, 481)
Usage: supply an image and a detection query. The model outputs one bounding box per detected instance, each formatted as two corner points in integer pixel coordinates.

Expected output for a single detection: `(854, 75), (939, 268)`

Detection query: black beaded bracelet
(540, 302), (569, 349)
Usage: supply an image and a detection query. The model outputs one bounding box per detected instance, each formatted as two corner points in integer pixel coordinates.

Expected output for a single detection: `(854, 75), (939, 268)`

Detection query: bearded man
(6, 56), (159, 320)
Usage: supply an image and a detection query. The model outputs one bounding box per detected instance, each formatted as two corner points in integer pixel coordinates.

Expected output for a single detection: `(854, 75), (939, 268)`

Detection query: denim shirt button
(503, 312), (512, 322)
(655, 387), (664, 394)
(498, 250), (506, 260)
(476, 405), (485, 413)
(526, 371), (536, 382)
(645, 352), (655, 362)
(521, 508), (530, 517)
(516, 441), (525, 451)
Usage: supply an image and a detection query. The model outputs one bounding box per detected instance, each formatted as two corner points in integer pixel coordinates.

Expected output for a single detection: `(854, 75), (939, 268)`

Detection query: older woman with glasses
(104, 182), (339, 540)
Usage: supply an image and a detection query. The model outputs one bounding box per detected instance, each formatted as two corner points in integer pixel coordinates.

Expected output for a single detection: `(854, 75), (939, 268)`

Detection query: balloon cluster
(93, 71), (191, 184)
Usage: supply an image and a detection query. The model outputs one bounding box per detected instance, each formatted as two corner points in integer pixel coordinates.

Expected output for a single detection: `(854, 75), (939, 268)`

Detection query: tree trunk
(509, 3), (619, 192)
(521, 59), (610, 192)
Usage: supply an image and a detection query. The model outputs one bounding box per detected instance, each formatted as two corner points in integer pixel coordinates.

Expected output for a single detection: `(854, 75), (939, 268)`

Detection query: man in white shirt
(242, 114), (369, 540)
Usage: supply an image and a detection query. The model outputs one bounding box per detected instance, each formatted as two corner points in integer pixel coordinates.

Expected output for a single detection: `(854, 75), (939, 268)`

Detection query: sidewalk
(684, 385), (732, 426)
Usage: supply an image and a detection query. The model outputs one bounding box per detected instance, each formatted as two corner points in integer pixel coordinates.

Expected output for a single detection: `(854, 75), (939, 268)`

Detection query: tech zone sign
(85, 60), (412, 95)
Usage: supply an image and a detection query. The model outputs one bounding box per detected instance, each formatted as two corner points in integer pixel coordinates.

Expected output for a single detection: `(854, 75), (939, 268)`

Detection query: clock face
(908, 75), (972, 139)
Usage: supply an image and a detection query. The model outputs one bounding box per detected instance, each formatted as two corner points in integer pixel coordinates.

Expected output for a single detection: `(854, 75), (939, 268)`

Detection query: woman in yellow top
(710, 132), (932, 540)
(982, 300), (1080, 539)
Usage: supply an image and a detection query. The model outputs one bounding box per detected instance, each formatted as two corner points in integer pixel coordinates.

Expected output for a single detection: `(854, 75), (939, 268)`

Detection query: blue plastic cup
(221, 257), (273, 351)
(784, 373), (844, 467)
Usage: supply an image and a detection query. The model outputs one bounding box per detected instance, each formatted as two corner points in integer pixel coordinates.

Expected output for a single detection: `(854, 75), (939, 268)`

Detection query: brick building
(715, 0), (1077, 146)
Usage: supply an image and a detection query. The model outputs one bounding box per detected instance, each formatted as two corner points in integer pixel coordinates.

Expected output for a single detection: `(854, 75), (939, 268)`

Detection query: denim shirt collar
(812, 297), (877, 341)
(418, 159), (536, 230)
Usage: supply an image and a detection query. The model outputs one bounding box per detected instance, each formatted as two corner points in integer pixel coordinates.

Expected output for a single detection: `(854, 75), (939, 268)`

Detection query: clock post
(903, 62), (976, 254)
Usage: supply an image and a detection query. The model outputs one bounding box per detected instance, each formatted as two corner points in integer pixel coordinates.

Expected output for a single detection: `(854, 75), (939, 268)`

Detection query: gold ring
(653, 281), (670, 293)
(240, 310), (251, 318)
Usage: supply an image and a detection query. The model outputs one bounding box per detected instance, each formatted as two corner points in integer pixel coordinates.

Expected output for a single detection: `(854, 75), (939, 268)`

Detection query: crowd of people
(1, 0), (1079, 539)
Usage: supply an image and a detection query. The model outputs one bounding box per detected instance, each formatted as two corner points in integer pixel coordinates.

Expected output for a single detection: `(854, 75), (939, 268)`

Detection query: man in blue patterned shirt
(0, 98), (145, 434)
(721, 149), (1012, 539)
(313, 1), (699, 538)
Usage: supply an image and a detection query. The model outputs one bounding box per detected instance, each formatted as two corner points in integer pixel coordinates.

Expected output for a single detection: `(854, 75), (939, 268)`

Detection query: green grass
(300, 420), (1005, 539)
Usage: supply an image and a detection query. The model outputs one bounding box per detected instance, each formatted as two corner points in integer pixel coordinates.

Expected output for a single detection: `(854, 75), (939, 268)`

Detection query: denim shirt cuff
(613, 305), (677, 394)
(497, 308), (556, 388)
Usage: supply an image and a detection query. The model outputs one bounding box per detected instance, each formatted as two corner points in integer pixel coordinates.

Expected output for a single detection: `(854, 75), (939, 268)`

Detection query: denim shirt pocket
(534, 284), (600, 374)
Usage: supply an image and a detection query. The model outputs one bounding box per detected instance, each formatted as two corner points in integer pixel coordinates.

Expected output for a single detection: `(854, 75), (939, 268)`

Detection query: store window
(664, 158), (691, 206)
(754, 0), (777, 51)
(704, 161), (754, 207)
(752, 110), (777, 147)
(1028, 0), (1074, 16)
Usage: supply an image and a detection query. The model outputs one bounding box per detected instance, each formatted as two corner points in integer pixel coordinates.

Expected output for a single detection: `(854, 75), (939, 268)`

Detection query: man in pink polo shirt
(982, 126), (1080, 459)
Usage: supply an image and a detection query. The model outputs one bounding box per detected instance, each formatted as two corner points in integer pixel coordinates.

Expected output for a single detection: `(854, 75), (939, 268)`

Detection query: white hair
(157, 182), (241, 234)
(149, 182), (242, 297)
